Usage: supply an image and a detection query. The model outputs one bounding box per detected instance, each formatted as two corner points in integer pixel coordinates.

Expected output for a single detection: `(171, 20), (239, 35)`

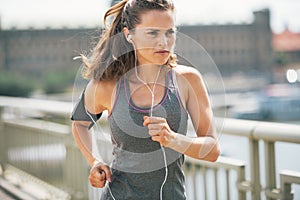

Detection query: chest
(127, 83), (167, 109)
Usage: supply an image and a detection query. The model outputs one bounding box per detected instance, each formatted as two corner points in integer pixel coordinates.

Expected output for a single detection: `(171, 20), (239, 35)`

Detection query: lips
(155, 50), (169, 54)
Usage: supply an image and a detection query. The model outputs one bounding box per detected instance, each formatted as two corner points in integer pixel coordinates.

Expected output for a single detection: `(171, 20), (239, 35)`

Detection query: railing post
(0, 107), (7, 164)
(280, 175), (293, 200)
(201, 166), (207, 200)
(213, 168), (219, 200)
(281, 182), (293, 200)
(0, 106), (2, 125)
(264, 141), (276, 200)
(279, 170), (300, 200)
(237, 166), (247, 200)
(249, 138), (261, 200)
(225, 169), (230, 200)
(191, 164), (197, 200)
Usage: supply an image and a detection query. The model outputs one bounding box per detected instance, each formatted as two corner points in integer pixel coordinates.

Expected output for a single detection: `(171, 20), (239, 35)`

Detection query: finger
(148, 125), (169, 136)
(148, 123), (163, 131)
(149, 129), (161, 137)
(91, 164), (111, 179)
(89, 170), (106, 188)
(143, 116), (150, 126)
(151, 135), (167, 146)
(91, 169), (105, 181)
(143, 116), (148, 121)
(143, 116), (165, 126)
(151, 135), (160, 142)
(90, 166), (102, 175)
(90, 165), (109, 182)
(98, 170), (106, 180)
(100, 165), (112, 182)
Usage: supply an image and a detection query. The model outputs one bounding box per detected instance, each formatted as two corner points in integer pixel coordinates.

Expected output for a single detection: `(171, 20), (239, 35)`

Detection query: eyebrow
(144, 27), (176, 32)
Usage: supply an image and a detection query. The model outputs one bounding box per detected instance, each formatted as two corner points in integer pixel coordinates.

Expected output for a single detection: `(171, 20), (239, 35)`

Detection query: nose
(157, 34), (168, 47)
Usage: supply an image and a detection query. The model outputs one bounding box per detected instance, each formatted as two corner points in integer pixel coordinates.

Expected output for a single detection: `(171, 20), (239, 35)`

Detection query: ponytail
(104, 0), (128, 29)
(81, 0), (134, 81)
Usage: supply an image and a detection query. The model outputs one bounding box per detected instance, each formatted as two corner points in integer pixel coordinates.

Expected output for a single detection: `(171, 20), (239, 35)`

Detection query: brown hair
(80, 0), (177, 81)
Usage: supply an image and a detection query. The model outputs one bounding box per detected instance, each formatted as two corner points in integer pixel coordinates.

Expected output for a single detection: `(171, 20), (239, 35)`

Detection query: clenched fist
(89, 161), (112, 188)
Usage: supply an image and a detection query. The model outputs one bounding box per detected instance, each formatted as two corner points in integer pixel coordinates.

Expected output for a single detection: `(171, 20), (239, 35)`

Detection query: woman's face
(130, 9), (176, 66)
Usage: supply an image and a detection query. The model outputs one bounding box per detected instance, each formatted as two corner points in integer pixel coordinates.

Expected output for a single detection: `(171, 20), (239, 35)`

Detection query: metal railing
(0, 96), (88, 200)
(214, 118), (300, 200)
(1, 96), (300, 200)
(183, 156), (247, 200)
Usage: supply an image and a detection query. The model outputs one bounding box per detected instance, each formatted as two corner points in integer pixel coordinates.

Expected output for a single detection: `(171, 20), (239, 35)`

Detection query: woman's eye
(147, 31), (158, 36)
(166, 30), (175, 36)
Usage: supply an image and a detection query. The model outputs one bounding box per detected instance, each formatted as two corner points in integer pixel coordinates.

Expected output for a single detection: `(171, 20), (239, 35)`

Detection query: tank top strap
(169, 68), (188, 115)
(171, 69), (178, 88)
(108, 76), (124, 118)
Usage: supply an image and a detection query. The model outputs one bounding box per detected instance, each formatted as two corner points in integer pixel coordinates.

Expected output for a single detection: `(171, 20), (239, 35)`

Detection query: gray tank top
(101, 68), (188, 200)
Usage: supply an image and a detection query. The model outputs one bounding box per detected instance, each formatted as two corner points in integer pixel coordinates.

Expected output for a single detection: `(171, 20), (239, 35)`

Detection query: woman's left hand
(143, 116), (176, 146)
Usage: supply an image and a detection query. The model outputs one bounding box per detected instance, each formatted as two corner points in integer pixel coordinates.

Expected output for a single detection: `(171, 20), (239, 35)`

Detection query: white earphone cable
(132, 42), (168, 200)
(86, 38), (168, 200)
(83, 106), (117, 200)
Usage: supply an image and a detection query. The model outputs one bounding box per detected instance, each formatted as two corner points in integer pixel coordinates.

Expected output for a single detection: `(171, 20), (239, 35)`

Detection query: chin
(152, 62), (167, 66)
(153, 58), (169, 66)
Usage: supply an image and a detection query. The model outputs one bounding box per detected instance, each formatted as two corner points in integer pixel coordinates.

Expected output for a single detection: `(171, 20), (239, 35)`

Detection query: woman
(71, 0), (220, 199)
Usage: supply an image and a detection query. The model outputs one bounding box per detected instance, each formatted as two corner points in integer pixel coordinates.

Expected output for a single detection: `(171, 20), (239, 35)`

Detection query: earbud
(127, 34), (132, 42)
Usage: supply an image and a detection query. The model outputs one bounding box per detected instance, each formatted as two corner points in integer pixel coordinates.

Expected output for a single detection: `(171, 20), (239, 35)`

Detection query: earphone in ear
(127, 34), (132, 42)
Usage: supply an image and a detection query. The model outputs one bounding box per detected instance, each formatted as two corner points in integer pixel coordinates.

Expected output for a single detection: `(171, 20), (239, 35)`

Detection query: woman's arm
(144, 66), (220, 162)
(71, 79), (115, 187)
(72, 120), (112, 186)
(181, 66), (220, 161)
(72, 120), (96, 166)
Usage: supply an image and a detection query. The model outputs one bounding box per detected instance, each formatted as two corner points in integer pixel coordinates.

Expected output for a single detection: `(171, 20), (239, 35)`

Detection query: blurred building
(0, 9), (274, 77)
(273, 29), (300, 65)
(272, 29), (300, 83)
(0, 27), (100, 76)
(178, 9), (273, 76)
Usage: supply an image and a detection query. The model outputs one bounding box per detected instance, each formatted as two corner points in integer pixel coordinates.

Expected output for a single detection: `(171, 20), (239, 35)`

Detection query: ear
(123, 27), (130, 39)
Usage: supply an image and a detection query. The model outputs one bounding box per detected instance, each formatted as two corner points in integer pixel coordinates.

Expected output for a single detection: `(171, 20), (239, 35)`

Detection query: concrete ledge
(1, 164), (71, 200)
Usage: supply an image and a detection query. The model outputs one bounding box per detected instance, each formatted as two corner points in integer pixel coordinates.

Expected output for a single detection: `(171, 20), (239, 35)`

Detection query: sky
(0, 0), (299, 33)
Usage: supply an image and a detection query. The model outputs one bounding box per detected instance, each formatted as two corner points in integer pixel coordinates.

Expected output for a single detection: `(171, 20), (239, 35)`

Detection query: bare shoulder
(86, 79), (116, 97)
(173, 65), (203, 85)
(85, 79), (117, 113)
(170, 65), (205, 106)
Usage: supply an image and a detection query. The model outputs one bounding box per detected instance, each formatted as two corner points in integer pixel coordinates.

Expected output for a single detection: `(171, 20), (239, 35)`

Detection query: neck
(135, 64), (163, 83)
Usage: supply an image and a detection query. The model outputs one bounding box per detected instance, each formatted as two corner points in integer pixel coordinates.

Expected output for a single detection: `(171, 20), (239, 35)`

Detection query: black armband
(71, 89), (102, 129)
